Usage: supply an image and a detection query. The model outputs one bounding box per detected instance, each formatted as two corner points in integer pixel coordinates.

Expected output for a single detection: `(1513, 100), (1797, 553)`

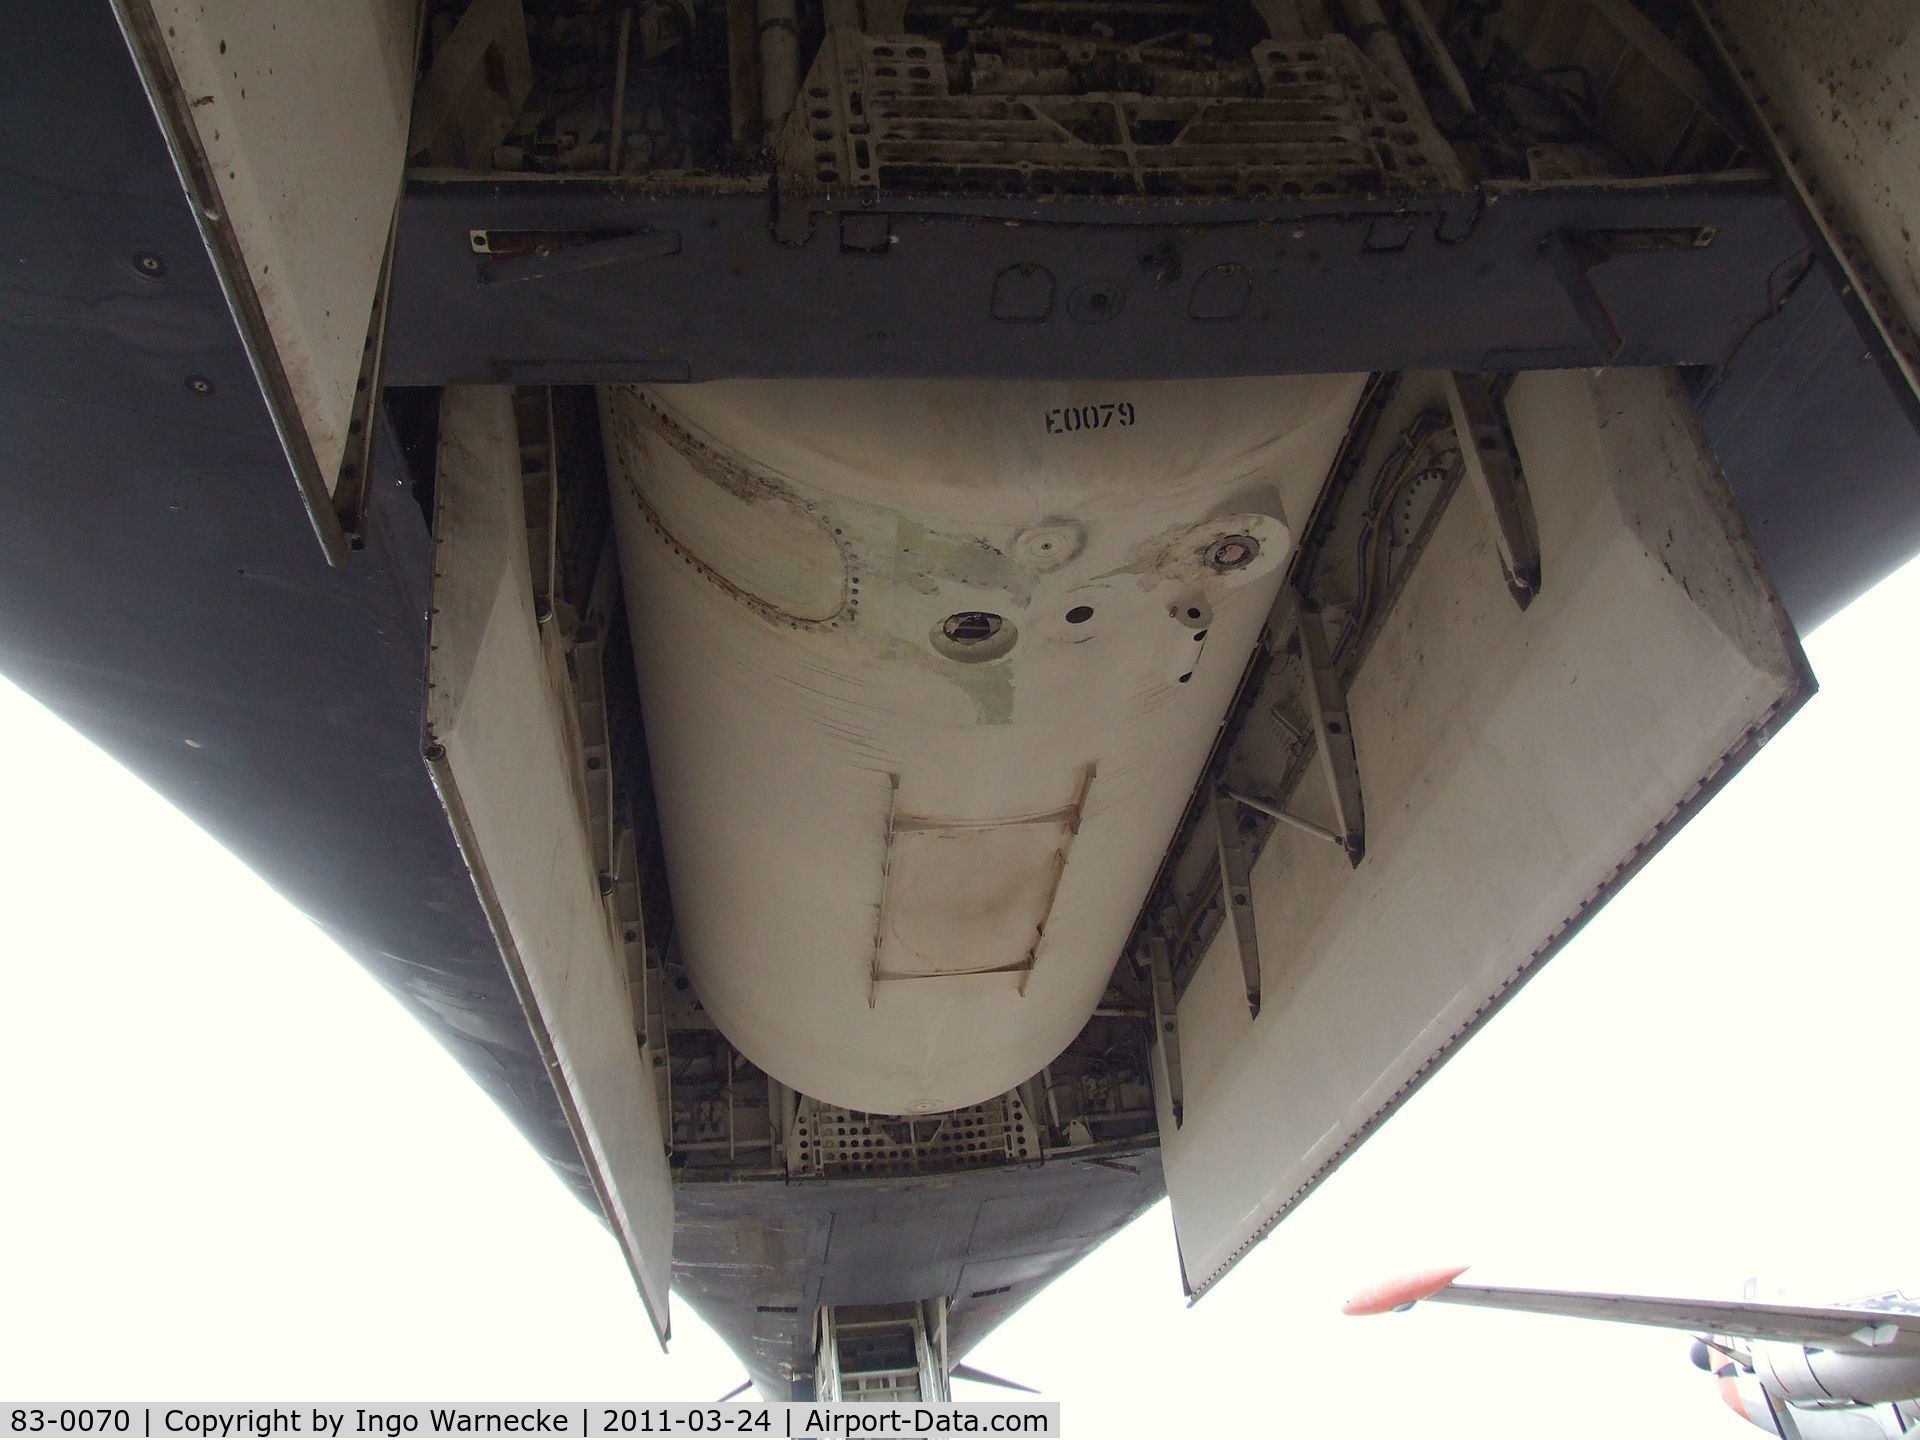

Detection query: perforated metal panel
(780, 30), (1461, 200)
(789, 1093), (1041, 1177)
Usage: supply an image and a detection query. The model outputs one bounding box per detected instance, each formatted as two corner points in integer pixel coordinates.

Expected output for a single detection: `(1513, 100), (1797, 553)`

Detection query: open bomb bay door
(1150, 369), (1810, 1300)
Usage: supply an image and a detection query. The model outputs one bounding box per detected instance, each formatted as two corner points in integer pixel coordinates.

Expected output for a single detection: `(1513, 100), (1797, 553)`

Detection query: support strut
(1444, 371), (1542, 609)
(1211, 789), (1262, 1019)
(1146, 930), (1185, 1126)
(1293, 591), (1368, 866)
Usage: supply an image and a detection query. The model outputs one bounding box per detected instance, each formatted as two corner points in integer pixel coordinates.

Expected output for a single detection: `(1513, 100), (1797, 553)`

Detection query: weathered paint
(603, 375), (1363, 1114)
(120, 0), (416, 513)
(1162, 369), (1808, 1298)
(426, 386), (674, 1344)
(1699, 0), (1920, 401)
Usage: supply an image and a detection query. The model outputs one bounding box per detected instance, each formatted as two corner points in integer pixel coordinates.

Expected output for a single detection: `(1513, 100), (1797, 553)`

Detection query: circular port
(931, 610), (1017, 663)
(1207, 534), (1260, 572)
(944, 611), (1001, 643)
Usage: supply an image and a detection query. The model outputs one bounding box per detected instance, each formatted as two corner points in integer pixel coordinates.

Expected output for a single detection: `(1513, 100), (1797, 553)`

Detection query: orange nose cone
(1342, 1266), (1471, 1316)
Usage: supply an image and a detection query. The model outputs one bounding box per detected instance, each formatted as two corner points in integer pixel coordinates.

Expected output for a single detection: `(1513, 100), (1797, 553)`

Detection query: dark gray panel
(387, 178), (1810, 385)
(968, 1198), (1068, 1256)
(0, 3), (588, 1203)
(1701, 263), (1920, 633)
(674, 1154), (1163, 1398)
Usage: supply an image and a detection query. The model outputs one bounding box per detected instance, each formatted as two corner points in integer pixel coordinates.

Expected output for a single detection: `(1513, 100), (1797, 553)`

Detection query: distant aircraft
(1347, 1269), (1920, 1438)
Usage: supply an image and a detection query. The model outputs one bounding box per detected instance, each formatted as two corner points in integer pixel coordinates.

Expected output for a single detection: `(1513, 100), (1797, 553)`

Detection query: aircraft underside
(4, 0), (1918, 1404)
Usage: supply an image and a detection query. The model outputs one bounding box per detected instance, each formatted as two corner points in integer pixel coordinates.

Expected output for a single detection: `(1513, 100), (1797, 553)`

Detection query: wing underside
(1428, 1284), (1920, 1355)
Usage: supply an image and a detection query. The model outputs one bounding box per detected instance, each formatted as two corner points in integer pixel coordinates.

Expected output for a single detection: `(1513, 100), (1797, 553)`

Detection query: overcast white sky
(2, 554), (1916, 1435)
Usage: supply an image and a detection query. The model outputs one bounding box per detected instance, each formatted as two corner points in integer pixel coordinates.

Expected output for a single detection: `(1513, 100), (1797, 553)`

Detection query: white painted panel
(1163, 369), (1808, 1298)
(118, 0), (418, 537)
(603, 377), (1363, 1117)
(425, 386), (673, 1343)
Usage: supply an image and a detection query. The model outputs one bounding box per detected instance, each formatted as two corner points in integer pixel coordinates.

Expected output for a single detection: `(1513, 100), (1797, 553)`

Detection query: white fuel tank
(603, 376), (1362, 1115)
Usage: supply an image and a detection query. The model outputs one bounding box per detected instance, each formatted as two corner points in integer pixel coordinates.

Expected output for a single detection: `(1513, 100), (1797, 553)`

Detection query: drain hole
(1065, 605), (1094, 624)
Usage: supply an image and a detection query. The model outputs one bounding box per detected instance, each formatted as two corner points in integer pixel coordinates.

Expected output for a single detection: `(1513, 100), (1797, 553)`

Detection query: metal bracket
(1293, 592), (1368, 866)
(330, 197), (403, 547)
(1443, 371), (1542, 610)
(611, 829), (648, 1023)
(474, 228), (683, 286)
(570, 630), (615, 884)
(1211, 789), (1261, 1019)
(511, 386), (558, 622)
(611, 824), (671, 1134)
(1146, 930), (1184, 1127)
